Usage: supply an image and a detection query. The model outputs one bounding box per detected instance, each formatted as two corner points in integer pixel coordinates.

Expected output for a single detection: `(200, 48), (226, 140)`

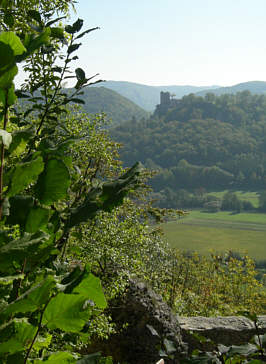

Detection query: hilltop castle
(155, 91), (181, 117)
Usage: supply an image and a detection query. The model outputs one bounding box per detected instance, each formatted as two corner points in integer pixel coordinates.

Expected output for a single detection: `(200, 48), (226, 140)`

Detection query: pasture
(162, 210), (266, 262)
(208, 190), (260, 208)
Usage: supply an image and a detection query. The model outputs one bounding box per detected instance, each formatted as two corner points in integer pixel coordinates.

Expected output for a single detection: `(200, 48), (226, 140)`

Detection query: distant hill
(94, 81), (219, 111)
(75, 86), (149, 124)
(111, 91), (266, 208)
(196, 81), (266, 97)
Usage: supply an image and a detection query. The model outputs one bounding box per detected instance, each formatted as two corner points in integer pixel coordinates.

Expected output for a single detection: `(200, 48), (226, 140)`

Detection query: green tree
(221, 191), (243, 212)
(0, 4), (143, 363)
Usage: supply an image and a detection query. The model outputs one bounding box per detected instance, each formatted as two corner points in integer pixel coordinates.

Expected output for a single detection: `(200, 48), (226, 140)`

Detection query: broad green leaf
(7, 156), (44, 197)
(65, 18), (83, 34)
(20, 28), (51, 57)
(0, 129), (12, 149)
(0, 32), (26, 56)
(34, 352), (76, 363)
(61, 265), (106, 308)
(100, 162), (143, 211)
(0, 85), (17, 106)
(25, 206), (50, 233)
(66, 162), (142, 228)
(0, 318), (37, 355)
(67, 193), (100, 228)
(75, 67), (85, 81)
(0, 231), (50, 274)
(0, 65), (18, 88)
(8, 127), (35, 156)
(1, 277), (55, 318)
(0, 41), (14, 70)
(6, 195), (34, 228)
(72, 273), (107, 309)
(35, 159), (70, 205)
(43, 293), (90, 332)
(67, 43), (81, 54)
(7, 84), (17, 105)
(70, 97), (85, 104)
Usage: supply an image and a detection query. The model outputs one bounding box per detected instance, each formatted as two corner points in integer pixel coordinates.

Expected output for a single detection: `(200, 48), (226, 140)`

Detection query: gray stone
(87, 280), (187, 364)
(179, 315), (266, 351)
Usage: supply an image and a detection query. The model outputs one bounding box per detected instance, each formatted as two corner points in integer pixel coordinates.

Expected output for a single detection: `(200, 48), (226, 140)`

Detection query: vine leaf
(67, 162), (143, 228)
(35, 159), (71, 205)
(43, 271), (106, 332)
(0, 318), (37, 355)
(43, 293), (90, 332)
(0, 231), (50, 274)
(1, 277), (55, 319)
(25, 206), (50, 233)
(8, 127), (35, 156)
(34, 351), (76, 363)
(6, 195), (34, 228)
(65, 18), (83, 34)
(0, 32), (26, 56)
(7, 156), (44, 197)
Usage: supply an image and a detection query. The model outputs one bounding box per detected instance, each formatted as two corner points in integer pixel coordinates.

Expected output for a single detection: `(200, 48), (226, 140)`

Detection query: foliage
(160, 251), (266, 316)
(111, 91), (266, 208)
(0, 3), (144, 363)
(71, 86), (149, 125)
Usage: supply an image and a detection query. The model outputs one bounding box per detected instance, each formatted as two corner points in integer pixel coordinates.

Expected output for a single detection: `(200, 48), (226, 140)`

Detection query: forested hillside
(111, 91), (266, 208)
(75, 86), (149, 124)
(94, 81), (218, 111)
(196, 81), (266, 97)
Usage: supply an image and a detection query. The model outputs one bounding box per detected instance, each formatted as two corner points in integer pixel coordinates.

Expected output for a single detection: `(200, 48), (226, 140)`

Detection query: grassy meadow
(208, 190), (260, 208)
(162, 210), (266, 262)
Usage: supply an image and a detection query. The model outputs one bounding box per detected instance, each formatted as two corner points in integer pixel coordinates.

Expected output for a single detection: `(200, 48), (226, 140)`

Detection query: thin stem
(23, 298), (51, 364)
(36, 34), (74, 136)
(0, 91), (9, 220)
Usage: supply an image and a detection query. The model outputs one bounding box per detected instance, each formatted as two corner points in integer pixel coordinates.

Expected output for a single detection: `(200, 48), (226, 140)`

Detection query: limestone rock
(179, 315), (266, 352)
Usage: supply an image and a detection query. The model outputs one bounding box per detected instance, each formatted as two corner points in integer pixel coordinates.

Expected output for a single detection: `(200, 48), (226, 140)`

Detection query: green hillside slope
(196, 81), (266, 97)
(76, 86), (149, 124)
(94, 81), (219, 111)
(111, 91), (266, 208)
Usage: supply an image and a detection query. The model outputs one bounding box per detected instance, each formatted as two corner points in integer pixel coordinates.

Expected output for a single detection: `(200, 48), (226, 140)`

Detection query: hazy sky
(70, 0), (266, 87)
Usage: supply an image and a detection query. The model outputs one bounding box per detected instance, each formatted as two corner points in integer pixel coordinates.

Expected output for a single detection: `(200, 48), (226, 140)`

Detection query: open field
(162, 210), (266, 261)
(183, 210), (266, 225)
(208, 190), (260, 208)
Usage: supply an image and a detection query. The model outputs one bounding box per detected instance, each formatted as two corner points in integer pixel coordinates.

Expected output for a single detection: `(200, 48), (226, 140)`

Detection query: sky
(69, 0), (266, 87)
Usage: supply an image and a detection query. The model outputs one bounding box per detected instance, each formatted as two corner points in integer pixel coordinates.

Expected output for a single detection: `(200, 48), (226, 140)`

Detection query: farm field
(208, 190), (260, 208)
(162, 210), (266, 262)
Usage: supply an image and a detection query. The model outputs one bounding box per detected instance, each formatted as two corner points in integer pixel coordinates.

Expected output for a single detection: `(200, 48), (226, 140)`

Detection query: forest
(112, 91), (266, 209)
(0, 0), (265, 363)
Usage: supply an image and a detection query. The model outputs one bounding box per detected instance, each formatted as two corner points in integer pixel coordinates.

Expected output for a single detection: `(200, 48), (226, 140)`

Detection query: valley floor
(162, 210), (266, 262)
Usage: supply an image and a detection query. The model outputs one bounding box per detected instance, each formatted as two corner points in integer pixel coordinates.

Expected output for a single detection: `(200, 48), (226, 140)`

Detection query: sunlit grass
(162, 210), (266, 262)
(208, 190), (260, 208)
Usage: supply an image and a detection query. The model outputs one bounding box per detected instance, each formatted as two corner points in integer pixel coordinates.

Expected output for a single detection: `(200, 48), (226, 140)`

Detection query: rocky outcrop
(85, 280), (266, 363)
(87, 280), (187, 364)
(179, 315), (266, 352)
